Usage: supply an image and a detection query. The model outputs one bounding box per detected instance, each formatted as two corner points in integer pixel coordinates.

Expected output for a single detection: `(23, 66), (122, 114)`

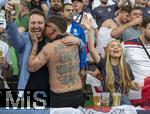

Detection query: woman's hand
(131, 81), (142, 91)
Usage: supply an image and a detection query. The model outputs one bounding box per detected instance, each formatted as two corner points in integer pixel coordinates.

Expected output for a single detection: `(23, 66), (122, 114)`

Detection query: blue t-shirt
(96, 58), (134, 93)
(141, 6), (150, 18)
(92, 4), (118, 28)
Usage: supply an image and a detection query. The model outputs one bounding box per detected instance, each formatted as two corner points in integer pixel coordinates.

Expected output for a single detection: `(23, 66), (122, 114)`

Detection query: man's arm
(28, 43), (49, 72)
(118, 0), (132, 8)
(28, 32), (49, 72)
(41, 2), (49, 16)
(5, 1), (26, 52)
(111, 18), (142, 38)
(82, 15), (100, 64)
(60, 35), (85, 51)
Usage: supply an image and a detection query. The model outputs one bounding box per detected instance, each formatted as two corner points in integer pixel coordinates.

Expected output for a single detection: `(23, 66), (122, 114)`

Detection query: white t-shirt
(96, 27), (114, 57)
(122, 39), (150, 83)
(74, 12), (98, 61)
(0, 40), (12, 77)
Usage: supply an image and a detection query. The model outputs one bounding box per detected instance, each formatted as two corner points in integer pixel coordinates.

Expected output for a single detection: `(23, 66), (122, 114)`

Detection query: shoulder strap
(139, 38), (150, 60)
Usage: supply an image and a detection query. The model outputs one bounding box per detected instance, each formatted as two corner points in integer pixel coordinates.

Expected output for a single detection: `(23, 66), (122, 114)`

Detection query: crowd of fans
(0, 0), (150, 108)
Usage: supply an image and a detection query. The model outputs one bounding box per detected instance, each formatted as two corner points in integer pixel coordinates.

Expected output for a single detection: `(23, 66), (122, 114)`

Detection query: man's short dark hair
(141, 17), (150, 28)
(120, 5), (132, 14)
(63, 3), (73, 11)
(132, 6), (141, 12)
(29, 9), (46, 19)
(47, 16), (67, 33)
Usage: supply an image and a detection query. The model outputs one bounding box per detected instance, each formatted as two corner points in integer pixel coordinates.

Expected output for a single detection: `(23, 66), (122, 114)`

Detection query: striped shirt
(122, 38), (150, 83)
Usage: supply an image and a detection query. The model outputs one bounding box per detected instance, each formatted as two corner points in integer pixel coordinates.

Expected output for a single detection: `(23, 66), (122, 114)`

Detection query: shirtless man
(28, 16), (84, 108)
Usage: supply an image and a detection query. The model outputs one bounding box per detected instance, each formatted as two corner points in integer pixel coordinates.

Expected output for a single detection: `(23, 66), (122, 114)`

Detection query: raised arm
(5, 0), (26, 52)
(118, 0), (133, 8)
(82, 15), (100, 64)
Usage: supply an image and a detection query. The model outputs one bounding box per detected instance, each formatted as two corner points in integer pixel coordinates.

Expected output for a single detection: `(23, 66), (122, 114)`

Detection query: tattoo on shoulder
(54, 44), (80, 85)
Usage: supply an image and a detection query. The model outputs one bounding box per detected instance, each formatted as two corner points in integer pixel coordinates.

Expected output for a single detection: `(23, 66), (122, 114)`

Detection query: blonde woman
(82, 15), (141, 105)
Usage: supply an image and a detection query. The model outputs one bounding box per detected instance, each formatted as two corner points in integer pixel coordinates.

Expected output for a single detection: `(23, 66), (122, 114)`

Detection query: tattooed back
(44, 40), (82, 93)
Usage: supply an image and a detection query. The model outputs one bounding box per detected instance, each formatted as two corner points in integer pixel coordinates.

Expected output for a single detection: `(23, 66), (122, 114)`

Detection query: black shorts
(50, 89), (85, 108)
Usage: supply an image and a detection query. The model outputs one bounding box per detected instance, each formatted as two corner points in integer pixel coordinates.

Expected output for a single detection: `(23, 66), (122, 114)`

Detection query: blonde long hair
(105, 40), (131, 94)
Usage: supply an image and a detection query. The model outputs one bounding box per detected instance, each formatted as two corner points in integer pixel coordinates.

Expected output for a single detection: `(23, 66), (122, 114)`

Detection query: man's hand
(61, 35), (80, 46)
(82, 14), (92, 30)
(29, 28), (39, 44)
(129, 18), (143, 26)
(131, 81), (142, 91)
(5, 0), (13, 21)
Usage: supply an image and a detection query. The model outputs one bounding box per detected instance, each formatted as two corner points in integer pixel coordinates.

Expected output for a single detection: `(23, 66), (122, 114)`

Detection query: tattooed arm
(28, 31), (49, 72)
(28, 44), (49, 72)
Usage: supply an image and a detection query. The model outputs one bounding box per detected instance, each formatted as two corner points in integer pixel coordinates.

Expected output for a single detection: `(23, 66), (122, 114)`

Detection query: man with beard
(111, 6), (143, 41)
(121, 17), (150, 105)
(47, 0), (63, 17)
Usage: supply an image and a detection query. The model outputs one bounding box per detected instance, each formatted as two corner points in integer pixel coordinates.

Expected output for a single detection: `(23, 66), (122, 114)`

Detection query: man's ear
(141, 27), (145, 33)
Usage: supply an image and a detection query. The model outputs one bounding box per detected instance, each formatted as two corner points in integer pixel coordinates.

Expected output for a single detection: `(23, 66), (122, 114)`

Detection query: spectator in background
(82, 0), (93, 13)
(29, 0), (49, 16)
(73, 0), (98, 35)
(92, 0), (134, 28)
(47, 0), (63, 16)
(0, 40), (12, 89)
(62, 3), (87, 95)
(0, 8), (6, 32)
(96, 5), (132, 57)
(92, 0), (131, 28)
(121, 17), (150, 105)
(111, 6), (143, 42)
(0, 9), (19, 89)
(15, 0), (30, 33)
(72, 0), (98, 63)
(134, 0), (150, 18)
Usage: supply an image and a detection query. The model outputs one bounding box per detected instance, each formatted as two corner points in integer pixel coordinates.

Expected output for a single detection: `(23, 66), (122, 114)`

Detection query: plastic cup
(101, 92), (110, 107)
(112, 92), (121, 107)
(93, 93), (101, 106)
